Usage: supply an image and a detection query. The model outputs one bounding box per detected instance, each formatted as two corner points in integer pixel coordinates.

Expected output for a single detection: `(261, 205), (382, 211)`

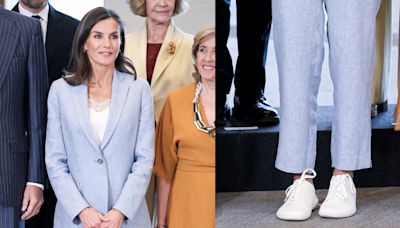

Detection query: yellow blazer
(125, 21), (195, 121)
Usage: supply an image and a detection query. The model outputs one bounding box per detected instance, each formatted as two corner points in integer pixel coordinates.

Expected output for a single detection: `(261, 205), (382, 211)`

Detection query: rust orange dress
(154, 83), (215, 228)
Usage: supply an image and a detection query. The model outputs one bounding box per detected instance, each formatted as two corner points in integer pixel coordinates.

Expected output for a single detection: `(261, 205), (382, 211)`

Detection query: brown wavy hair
(64, 7), (136, 85)
(129, 0), (189, 17)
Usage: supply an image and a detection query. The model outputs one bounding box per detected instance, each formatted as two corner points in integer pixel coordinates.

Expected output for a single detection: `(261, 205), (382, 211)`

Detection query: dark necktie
(31, 15), (45, 43)
(31, 15), (41, 20)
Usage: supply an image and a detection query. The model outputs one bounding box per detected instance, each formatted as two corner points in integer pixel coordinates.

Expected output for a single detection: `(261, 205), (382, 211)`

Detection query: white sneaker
(319, 174), (357, 218)
(276, 169), (319, 221)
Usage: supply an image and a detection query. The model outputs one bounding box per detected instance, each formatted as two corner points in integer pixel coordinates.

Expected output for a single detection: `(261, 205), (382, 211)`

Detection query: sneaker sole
(276, 200), (319, 221)
(318, 210), (356, 219)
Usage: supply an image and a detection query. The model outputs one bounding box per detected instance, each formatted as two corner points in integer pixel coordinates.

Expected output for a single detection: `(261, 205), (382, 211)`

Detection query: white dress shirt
(18, 3), (49, 43)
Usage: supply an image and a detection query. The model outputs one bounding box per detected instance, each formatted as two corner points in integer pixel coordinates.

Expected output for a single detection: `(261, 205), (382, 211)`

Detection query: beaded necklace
(193, 81), (216, 137)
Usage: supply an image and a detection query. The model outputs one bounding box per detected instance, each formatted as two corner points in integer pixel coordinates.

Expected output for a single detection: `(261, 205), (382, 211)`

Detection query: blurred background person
(12, 1), (79, 227)
(45, 7), (154, 227)
(125, 0), (195, 220)
(394, 1), (400, 131)
(371, 0), (391, 118)
(154, 25), (215, 228)
(216, 0), (279, 126)
(13, 0), (79, 85)
(395, 38), (400, 130)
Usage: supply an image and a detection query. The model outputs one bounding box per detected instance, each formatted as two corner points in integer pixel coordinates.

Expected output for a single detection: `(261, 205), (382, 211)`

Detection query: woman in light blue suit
(45, 7), (154, 228)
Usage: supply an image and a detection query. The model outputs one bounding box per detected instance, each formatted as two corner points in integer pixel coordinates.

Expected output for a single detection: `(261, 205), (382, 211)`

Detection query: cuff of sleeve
(113, 203), (133, 221)
(26, 182), (44, 190)
(71, 204), (90, 225)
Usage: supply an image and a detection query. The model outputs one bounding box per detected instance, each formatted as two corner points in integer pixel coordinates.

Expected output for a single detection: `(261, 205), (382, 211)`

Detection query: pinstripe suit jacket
(0, 7), (48, 207)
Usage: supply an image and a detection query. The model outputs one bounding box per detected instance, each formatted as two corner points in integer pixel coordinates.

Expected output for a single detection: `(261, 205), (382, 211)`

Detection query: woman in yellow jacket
(125, 0), (194, 121)
(124, 0), (195, 223)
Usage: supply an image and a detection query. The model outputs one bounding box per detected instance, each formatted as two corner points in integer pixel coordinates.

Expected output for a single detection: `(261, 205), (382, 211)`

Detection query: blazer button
(95, 158), (103, 164)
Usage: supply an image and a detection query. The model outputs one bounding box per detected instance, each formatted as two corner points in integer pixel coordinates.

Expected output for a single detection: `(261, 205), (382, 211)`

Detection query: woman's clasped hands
(79, 207), (125, 228)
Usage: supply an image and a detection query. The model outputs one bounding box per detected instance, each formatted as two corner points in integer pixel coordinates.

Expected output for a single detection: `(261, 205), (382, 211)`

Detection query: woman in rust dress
(154, 26), (215, 228)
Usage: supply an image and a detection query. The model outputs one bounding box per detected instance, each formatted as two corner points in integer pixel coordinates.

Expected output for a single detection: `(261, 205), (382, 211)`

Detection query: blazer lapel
(71, 83), (99, 151)
(132, 25), (148, 80)
(151, 21), (183, 85)
(45, 5), (61, 61)
(100, 70), (130, 150)
(0, 9), (18, 89)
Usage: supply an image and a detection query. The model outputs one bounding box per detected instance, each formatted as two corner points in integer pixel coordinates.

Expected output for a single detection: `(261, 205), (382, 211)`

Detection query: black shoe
(371, 100), (388, 118)
(232, 98), (279, 126)
(377, 100), (388, 113)
(216, 106), (231, 127)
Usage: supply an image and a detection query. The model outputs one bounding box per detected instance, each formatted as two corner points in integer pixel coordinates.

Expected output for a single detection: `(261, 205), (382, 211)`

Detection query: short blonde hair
(192, 25), (215, 81)
(129, 0), (189, 17)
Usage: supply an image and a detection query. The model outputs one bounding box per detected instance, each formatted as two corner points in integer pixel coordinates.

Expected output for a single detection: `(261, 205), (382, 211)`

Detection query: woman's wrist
(156, 225), (167, 228)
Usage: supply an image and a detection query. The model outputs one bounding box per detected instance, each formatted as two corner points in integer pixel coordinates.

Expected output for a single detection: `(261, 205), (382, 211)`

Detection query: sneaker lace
(284, 168), (317, 202)
(324, 174), (356, 201)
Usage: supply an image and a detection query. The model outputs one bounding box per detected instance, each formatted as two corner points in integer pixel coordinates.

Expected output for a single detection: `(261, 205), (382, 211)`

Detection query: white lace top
(88, 99), (110, 147)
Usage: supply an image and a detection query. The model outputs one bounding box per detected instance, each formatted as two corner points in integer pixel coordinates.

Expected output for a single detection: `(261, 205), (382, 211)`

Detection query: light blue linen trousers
(273, 0), (381, 173)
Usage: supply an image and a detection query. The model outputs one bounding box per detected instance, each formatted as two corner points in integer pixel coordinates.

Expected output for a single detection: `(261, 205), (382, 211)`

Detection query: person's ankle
(293, 174), (313, 184)
(332, 169), (353, 178)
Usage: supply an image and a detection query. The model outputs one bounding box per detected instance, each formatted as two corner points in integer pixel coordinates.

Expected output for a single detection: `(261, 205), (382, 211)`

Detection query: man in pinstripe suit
(0, 7), (48, 228)
(12, 1), (79, 228)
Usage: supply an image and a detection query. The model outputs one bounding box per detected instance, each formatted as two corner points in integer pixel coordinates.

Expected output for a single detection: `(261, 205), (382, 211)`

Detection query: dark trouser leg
(25, 187), (56, 228)
(233, 0), (278, 125)
(216, 0), (234, 125)
(234, 0), (271, 105)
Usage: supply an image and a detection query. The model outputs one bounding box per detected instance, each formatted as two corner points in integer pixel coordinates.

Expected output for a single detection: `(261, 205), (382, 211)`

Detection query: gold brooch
(167, 41), (176, 55)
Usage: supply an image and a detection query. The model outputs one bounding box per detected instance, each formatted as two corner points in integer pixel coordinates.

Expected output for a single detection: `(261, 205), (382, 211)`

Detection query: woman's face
(196, 36), (216, 83)
(84, 18), (120, 70)
(146, 0), (175, 24)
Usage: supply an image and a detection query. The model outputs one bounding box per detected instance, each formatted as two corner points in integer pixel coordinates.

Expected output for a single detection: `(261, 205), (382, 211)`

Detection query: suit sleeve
(113, 82), (155, 220)
(26, 21), (48, 185)
(45, 83), (90, 223)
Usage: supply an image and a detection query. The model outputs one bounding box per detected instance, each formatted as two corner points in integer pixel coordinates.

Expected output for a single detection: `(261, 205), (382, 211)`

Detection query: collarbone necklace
(193, 81), (215, 137)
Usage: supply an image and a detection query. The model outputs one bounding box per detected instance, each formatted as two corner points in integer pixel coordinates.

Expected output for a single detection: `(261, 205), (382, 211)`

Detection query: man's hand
(100, 208), (125, 228)
(79, 207), (105, 228)
(21, 185), (44, 220)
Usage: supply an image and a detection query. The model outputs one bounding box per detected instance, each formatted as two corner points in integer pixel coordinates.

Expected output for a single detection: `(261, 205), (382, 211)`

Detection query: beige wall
(105, 0), (215, 35)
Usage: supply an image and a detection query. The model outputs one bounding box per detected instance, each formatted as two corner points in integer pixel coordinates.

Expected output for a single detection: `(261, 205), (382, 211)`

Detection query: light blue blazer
(45, 70), (154, 227)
